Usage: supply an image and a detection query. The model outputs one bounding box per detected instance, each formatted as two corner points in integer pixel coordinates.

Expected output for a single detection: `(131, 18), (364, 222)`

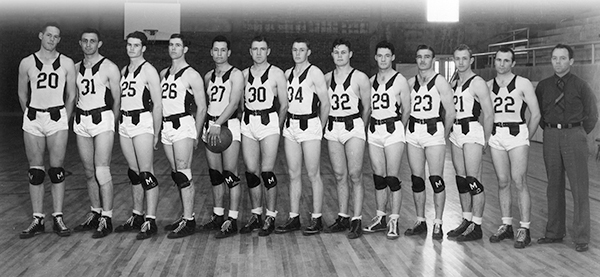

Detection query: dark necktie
(555, 78), (565, 110)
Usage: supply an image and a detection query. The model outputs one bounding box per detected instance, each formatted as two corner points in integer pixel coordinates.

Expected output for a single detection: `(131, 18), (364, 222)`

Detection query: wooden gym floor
(0, 114), (598, 277)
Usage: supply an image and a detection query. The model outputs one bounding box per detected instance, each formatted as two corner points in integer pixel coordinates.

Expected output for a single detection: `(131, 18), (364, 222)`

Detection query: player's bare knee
(172, 169), (192, 189)
(261, 171), (277, 190)
(455, 175), (470, 194)
(373, 174), (387, 190)
(48, 167), (65, 184)
(348, 171), (363, 186)
(385, 176), (401, 192)
(208, 169), (225, 186)
(127, 168), (141, 186)
(429, 175), (445, 193)
(466, 176), (484, 195)
(28, 168), (45, 186)
(245, 171), (261, 189)
(139, 171), (158, 190)
(223, 170), (240, 189)
(95, 166), (112, 186)
(411, 175), (426, 193)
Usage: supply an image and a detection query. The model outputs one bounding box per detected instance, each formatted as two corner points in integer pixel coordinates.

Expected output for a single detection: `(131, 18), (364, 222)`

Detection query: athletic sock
(228, 210), (239, 219)
(472, 216), (482, 225)
(289, 212), (299, 218)
(214, 207), (225, 216)
(463, 212), (473, 221)
(376, 210), (386, 217)
(502, 217), (513, 225)
(102, 210), (113, 218)
(520, 221), (530, 229)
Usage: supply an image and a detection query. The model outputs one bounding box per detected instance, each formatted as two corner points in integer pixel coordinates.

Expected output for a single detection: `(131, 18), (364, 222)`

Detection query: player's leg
(215, 140), (242, 239)
(425, 144), (447, 240)
(162, 142), (184, 231)
(200, 150), (225, 231)
(258, 133), (281, 236)
(132, 133), (159, 239)
(240, 135), (264, 233)
(20, 132), (48, 239)
(405, 143), (428, 236)
(116, 135), (145, 233)
(91, 131), (115, 239)
(365, 143), (388, 233)
(384, 141), (404, 239)
(508, 145), (532, 248)
(46, 129), (70, 237)
(276, 137), (303, 234)
(301, 139), (325, 235)
(489, 148), (515, 243)
(455, 143), (485, 241)
(450, 144), (472, 222)
(325, 140), (351, 233)
(345, 137), (365, 239)
(167, 137), (196, 239)
(74, 135), (103, 232)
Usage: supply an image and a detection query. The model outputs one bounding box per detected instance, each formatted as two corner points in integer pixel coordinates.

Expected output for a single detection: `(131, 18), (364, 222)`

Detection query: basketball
(205, 126), (233, 153)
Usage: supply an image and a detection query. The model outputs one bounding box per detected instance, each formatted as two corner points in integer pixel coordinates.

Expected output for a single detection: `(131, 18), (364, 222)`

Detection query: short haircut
(126, 31), (148, 47)
(292, 37), (311, 50)
(375, 40), (395, 55)
(80, 28), (101, 41)
(553, 43), (574, 59)
(251, 35), (268, 47)
(495, 47), (515, 62)
(332, 37), (352, 52)
(170, 33), (190, 47)
(41, 22), (61, 34)
(212, 35), (230, 49)
(416, 44), (435, 58)
(454, 44), (473, 58)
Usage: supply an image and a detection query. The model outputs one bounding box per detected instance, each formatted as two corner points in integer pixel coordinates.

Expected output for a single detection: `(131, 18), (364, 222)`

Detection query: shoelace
(368, 216), (382, 228)
(515, 228), (527, 242)
(245, 215), (257, 228)
(220, 220), (232, 232)
(173, 219), (187, 233)
(124, 215), (136, 226)
(140, 221), (151, 232)
(262, 217), (273, 230)
(81, 213), (96, 226)
(97, 217), (107, 232)
(55, 217), (68, 230)
(24, 218), (42, 232)
(460, 223), (474, 236)
(387, 219), (398, 235)
(494, 225), (507, 236)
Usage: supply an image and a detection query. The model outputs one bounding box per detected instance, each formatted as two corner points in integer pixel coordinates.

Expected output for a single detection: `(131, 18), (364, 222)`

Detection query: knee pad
(223, 170), (240, 189)
(128, 168), (141, 186)
(208, 169), (225, 186)
(28, 168), (45, 186)
(411, 175), (425, 193)
(245, 172), (261, 188)
(385, 176), (401, 192)
(373, 174), (387, 190)
(456, 175), (470, 194)
(95, 166), (112, 185)
(172, 169), (192, 189)
(139, 171), (158, 190)
(429, 175), (445, 194)
(48, 167), (65, 184)
(466, 176), (484, 195)
(261, 171), (277, 190)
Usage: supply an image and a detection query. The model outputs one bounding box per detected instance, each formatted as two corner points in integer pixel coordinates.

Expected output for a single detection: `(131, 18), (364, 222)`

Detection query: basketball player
(160, 34), (207, 239)
(446, 44), (494, 242)
(72, 28), (121, 239)
(405, 45), (455, 240)
(239, 36), (288, 237)
(487, 47), (540, 248)
(363, 41), (410, 239)
(323, 38), (371, 239)
(198, 35), (244, 239)
(18, 22), (77, 239)
(274, 38), (329, 235)
(114, 31), (162, 240)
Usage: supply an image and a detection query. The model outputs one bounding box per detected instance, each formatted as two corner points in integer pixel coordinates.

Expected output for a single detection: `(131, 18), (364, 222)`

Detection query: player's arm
(311, 66), (330, 128)
(272, 67), (289, 129)
(105, 61), (122, 125)
(17, 58), (31, 113)
(436, 76), (456, 138)
(62, 57), (77, 120)
(516, 77), (541, 139)
(356, 71), (372, 126)
(405, 77), (416, 130)
(188, 70), (207, 147)
(396, 74), (411, 127)
(239, 69), (249, 120)
(145, 64), (163, 149)
(473, 77), (494, 144)
(209, 69), (244, 144)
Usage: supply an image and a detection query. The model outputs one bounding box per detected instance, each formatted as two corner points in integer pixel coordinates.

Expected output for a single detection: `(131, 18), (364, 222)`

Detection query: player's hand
(193, 138), (199, 150)
(208, 125), (221, 146)
(153, 136), (159, 150)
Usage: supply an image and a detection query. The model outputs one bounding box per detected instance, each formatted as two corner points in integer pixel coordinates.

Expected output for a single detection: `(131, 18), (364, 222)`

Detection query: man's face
(250, 40), (269, 64)
(453, 49), (473, 73)
(494, 51), (515, 75)
(168, 38), (186, 60)
(211, 41), (230, 64)
(39, 26), (61, 51)
(331, 44), (352, 67)
(375, 48), (394, 70)
(416, 49), (434, 71)
(551, 48), (573, 76)
(292, 42), (310, 64)
(126, 38), (145, 59)
(79, 33), (101, 56)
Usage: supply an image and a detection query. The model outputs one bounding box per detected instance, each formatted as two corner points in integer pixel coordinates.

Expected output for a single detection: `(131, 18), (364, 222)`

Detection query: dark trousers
(542, 127), (590, 244)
